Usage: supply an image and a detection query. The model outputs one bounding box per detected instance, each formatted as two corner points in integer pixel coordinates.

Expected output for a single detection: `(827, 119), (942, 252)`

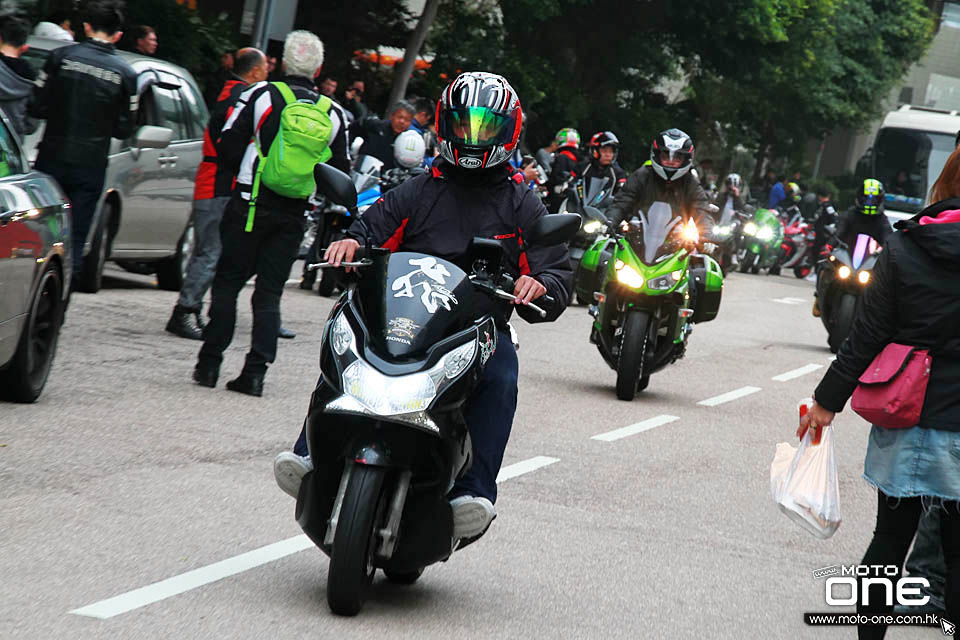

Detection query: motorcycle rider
(833, 178), (891, 250)
(572, 131), (627, 195)
(712, 173), (746, 223)
(546, 127), (582, 208)
(273, 71), (573, 547)
(811, 185), (839, 316)
(607, 128), (710, 228)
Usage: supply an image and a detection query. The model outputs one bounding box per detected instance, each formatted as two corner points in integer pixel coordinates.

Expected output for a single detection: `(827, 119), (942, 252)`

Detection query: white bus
(863, 105), (960, 221)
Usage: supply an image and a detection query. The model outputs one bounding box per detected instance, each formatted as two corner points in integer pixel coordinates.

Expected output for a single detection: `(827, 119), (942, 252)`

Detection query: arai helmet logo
(458, 157), (483, 169)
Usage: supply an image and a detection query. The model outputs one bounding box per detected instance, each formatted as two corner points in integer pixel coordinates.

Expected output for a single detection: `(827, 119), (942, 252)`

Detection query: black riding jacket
(345, 157), (573, 327)
(607, 165), (710, 227)
(815, 199), (960, 431)
(834, 207), (891, 250)
(30, 39), (137, 167)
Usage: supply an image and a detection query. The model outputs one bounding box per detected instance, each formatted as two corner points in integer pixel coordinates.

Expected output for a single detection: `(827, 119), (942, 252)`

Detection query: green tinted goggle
(442, 107), (515, 146)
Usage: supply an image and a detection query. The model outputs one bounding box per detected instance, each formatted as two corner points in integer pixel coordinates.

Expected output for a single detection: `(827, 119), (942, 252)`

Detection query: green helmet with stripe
(554, 128), (580, 149)
(856, 178), (885, 215)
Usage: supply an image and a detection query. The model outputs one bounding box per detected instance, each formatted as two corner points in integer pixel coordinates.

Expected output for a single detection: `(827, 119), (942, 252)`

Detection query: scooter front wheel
(327, 464), (387, 616)
(615, 310), (650, 401)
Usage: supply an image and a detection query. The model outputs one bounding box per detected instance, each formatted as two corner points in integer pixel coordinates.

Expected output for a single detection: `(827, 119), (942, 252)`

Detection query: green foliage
(122, 0), (236, 87)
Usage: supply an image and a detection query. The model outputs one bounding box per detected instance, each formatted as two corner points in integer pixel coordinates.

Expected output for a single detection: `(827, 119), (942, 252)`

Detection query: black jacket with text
(30, 40), (137, 167)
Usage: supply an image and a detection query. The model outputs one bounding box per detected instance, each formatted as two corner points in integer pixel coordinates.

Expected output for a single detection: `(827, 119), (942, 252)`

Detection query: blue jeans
(177, 196), (230, 310)
(294, 331), (519, 503)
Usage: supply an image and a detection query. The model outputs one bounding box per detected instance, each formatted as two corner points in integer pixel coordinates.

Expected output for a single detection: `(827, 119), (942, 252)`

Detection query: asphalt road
(0, 263), (945, 639)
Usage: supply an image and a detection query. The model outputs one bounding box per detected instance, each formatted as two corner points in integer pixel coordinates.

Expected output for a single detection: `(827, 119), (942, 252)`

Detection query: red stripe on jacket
(382, 218), (410, 252)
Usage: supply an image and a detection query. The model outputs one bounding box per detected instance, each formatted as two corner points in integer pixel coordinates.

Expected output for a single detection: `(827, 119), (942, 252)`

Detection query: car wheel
(74, 203), (113, 293)
(156, 222), (195, 291)
(0, 262), (64, 402)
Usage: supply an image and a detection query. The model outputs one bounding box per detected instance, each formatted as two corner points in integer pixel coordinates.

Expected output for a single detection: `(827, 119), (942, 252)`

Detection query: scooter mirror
(314, 164), (358, 208)
(526, 213), (581, 247)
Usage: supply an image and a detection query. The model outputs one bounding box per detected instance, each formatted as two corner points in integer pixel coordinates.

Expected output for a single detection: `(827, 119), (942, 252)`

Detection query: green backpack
(247, 82), (333, 231)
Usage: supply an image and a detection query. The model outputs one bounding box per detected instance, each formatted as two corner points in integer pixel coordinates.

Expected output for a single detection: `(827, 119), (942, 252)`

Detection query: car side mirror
(315, 163), (357, 208)
(526, 213), (581, 247)
(133, 125), (172, 149)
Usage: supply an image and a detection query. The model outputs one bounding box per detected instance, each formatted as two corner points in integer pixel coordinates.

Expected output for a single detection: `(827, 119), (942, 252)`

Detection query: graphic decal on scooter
(391, 257), (460, 314)
(479, 329), (496, 364)
(386, 317), (421, 345)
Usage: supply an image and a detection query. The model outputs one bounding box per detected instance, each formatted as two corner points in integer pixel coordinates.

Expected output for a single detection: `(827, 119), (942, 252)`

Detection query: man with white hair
(194, 30), (348, 396)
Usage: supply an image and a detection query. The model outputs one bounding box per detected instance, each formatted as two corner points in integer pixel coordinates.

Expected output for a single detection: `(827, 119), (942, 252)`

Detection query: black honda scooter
(299, 164), (578, 616)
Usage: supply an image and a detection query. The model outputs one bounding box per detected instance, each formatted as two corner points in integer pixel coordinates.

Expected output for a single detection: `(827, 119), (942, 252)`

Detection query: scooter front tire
(327, 464), (387, 616)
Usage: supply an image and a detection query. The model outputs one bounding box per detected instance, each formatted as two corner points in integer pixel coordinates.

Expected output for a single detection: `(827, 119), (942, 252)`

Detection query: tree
(386, 0), (440, 110)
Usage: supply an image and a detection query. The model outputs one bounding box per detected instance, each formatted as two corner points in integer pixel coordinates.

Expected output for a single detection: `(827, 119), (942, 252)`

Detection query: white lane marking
(772, 297), (806, 305)
(496, 456), (560, 482)
(697, 386), (762, 407)
(591, 415), (679, 442)
(70, 535), (314, 619)
(71, 455), (558, 619)
(772, 364), (823, 382)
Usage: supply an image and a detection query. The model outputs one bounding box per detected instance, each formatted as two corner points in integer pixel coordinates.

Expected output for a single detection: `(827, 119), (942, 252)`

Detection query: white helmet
(393, 130), (426, 169)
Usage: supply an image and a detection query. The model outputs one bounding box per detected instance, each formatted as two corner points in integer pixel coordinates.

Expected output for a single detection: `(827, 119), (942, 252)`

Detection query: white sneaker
(274, 452), (313, 498)
(450, 495), (496, 541)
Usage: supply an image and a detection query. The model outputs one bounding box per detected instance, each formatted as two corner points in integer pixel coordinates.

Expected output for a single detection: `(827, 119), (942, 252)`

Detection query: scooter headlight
(743, 222), (758, 236)
(757, 226), (774, 241)
(838, 265), (852, 279)
(332, 312), (354, 356)
(582, 220), (604, 234)
(342, 360), (437, 414)
(614, 260), (645, 289)
(858, 270), (870, 285)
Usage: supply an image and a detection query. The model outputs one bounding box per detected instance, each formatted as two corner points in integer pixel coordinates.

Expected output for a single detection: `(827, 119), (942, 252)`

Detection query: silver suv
(22, 36), (206, 292)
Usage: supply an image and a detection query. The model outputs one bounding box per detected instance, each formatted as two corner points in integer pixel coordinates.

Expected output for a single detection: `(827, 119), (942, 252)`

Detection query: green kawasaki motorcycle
(738, 207), (784, 275)
(582, 202), (724, 401)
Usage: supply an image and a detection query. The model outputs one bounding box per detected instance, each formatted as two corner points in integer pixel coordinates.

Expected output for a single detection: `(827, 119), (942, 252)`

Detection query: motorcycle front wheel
(327, 464), (388, 616)
(616, 310), (650, 401)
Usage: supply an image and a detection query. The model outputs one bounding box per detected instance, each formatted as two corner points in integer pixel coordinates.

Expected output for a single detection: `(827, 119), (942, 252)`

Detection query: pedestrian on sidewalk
(0, 15), (38, 139)
(800, 146), (960, 638)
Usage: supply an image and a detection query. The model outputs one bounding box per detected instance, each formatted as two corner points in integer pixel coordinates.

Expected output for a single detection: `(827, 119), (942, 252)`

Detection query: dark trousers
(198, 199), (303, 375)
(905, 509), (948, 611)
(36, 155), (106, 272)
(294, 331), (519, 503)
(857, 491), (960, 639)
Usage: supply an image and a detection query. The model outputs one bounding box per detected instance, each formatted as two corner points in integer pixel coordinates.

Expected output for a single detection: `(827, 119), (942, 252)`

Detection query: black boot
(226, 371), (264, 397)
(166, 305), (203, 340)
(193, 362), (219, 388)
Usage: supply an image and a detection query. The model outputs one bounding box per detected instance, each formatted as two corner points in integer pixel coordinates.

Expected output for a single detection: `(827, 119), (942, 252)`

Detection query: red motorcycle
(777, 213), (816, 278)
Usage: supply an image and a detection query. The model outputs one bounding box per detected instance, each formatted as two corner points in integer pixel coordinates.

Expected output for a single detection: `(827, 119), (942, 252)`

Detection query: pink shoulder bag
(850, 343), (932, 429)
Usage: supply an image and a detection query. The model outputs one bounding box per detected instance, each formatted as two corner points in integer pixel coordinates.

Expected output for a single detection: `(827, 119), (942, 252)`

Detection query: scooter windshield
(638, 201), (681, 264)
(851, 233), (880, 269)
(358, 252), (475, 359)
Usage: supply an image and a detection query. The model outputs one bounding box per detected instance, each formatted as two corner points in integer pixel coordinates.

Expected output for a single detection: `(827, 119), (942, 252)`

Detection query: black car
(0, 112), (71, 402)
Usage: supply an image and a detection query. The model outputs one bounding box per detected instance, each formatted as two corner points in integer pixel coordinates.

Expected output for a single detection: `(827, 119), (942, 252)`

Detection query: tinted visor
(659, 149), (690, 168)
(439, 107), (517, 147)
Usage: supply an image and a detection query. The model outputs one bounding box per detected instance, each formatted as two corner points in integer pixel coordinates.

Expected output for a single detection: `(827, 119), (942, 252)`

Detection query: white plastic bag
(770, 425), (842, 539)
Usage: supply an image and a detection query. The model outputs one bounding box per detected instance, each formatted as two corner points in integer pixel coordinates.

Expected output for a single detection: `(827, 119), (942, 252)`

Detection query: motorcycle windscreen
(352, 155), (384, 193)
(720, 195), (736, 224)
(851, 233), (879, 269)
(582, 176), (613, 206)
(363, 252), (475, 358)
(638, 201), (681, 264)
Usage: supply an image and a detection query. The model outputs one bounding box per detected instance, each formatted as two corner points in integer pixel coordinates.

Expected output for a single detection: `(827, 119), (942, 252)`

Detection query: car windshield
(874, 127), (955, 213)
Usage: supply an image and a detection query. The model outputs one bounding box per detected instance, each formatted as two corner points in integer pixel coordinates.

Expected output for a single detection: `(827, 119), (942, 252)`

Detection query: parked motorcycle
(738, 207), (785, 275)
(299, 163), (580, 616)
(816, 233), (881, 353)
(590, 202), (723, 400)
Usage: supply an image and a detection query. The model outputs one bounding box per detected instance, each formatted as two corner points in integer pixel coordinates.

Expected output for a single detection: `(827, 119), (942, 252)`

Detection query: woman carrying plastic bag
(796, 160), (960, 639)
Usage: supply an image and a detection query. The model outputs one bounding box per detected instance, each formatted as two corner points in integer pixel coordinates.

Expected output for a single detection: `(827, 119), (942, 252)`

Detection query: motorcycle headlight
(858, 270), (870, 285)
(838, 265), (852, 279)
(743, 222), (758, 236)
(714, 225), (732, 237)
(342, 360), (437, 414)
(757, 226), (774, 241)
(614, 260), (645, 289)
(582, 220), (603, 234)
(680, 218), (699, 243)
